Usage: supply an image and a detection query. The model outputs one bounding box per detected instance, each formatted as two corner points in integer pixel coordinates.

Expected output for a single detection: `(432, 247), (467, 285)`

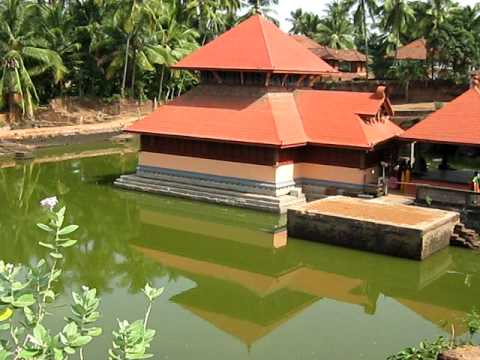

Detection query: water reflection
(1, 146), (480, 359)
(127, 191), (480, 345)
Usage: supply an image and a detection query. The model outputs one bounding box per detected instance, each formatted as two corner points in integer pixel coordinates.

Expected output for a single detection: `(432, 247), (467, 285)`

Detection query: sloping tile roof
(127, 85), (402, 150)
(401, 87), (480, 146)
(295, 90), (402, 148)
(392, 38), (428, 61)
(291, 35), (367, 62)
(290, 34), (321, 49)
(172, 15), (336, 75)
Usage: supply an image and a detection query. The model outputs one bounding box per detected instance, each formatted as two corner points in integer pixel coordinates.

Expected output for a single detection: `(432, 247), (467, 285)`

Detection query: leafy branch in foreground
(388, 308), (480, 360)
(0, 196), (163, 360)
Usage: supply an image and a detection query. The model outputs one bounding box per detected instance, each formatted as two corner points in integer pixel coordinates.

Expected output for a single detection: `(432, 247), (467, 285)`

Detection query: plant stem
(37, 222), (61, 324)
(143, 301), (152, 330)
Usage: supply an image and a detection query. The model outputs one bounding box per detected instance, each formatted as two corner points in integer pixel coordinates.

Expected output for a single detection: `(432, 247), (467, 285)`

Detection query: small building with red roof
(391, 38), (428, 61)
(398, 72), (480, 193)
(116, 15), (403, 212)
(401, 75), (480, 147)
(291, 35), (368, 79)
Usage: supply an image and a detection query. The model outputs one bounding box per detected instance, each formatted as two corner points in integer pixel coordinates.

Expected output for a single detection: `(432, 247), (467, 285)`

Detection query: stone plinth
(287, 196), (460, 260)
(115, 173), (306, 213)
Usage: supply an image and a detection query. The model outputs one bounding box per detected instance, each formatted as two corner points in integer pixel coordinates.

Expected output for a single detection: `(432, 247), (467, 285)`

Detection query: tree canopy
(288, 0), (480, 82)
(0, 0), (479, 121)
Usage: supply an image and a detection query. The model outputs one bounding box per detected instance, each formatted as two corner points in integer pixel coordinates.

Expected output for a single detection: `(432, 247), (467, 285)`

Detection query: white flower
(40, 196), (58, 211)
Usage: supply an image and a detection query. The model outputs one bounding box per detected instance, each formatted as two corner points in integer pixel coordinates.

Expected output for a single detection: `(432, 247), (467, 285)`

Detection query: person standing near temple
(472, 172), (480, 193)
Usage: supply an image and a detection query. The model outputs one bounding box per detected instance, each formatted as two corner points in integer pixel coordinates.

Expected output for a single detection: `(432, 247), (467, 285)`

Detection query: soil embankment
(0, 97), (151, 156)
(0, 116), (139, 156)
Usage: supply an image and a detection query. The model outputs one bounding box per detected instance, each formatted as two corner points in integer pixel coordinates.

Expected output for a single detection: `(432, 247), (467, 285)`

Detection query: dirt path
(0, 115), (139, 143)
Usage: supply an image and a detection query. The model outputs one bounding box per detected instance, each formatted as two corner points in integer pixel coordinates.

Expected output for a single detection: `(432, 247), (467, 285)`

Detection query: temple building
(402, 73), (480, 147)
(399, 72), (480, 192)
(292, 35), (368, 79)
(115, 15), (403, 213)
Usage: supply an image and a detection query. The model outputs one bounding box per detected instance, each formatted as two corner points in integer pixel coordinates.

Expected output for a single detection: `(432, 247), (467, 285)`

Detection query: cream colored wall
(140, 152), (280, 183)
(139, 152), (379, 187)
(294, 163), (377, 185)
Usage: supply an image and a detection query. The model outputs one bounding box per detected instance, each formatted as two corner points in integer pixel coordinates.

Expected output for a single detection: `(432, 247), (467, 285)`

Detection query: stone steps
(115, 174), (306, 213)
(450, 222), (480, 249)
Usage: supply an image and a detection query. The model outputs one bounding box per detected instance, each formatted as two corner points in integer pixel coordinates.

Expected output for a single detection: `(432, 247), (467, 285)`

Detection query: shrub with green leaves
(387, 336), (451, 360)
(0, 197), (162, 360)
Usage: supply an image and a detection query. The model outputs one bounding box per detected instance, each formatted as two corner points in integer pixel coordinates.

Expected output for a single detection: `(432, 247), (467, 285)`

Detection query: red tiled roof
(401, 87), (480, 146)
(296, 90), (402, 148)
(391, 38), (427, 61)
(290, 35), (320, 49)
(291, 35), (367, 62)
(127, 86), (402, 149)
(172, 15), (336, 75)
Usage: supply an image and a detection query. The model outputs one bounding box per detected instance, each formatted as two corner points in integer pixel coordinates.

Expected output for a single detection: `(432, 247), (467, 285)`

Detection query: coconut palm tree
(345, 0), (378, 78)
(154, 1), (198, 102)
(381, 0), (415, 55)
(35, 3), (81, 98)
(288, 9), (322, 39)
(241, 0), (278, 23)
(94, 0), (159, 98)
(0, 0), (67, 123)
(186, 0), (241, 44)
(316, 1), (355, 49)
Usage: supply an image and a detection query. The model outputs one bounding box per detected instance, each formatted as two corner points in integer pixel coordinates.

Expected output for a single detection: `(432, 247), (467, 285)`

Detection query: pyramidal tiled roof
(172, 15), (336, 75)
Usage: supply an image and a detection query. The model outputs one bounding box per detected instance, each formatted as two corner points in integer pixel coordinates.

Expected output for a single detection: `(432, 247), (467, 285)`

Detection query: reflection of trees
(0, 150), (165, 297)
(0, 161), (45, 264)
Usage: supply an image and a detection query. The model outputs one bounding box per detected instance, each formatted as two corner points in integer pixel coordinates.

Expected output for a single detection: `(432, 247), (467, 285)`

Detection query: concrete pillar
(410, 142), (416, 166)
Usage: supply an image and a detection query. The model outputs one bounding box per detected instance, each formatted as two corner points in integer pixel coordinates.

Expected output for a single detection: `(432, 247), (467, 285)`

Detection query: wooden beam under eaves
(295, 75), (306, 87)
(265, 72), (271, 87)
(212, 71), (223, 84)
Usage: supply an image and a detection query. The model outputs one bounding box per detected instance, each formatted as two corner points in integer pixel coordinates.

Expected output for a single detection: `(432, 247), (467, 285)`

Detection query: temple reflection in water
(127, 193), (480, 348)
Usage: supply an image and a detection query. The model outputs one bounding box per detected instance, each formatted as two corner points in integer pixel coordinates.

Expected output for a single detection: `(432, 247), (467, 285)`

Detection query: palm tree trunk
(157, 66), (165, 103)
(8, 92), (15, 125)
(363, 9), (369, 80)
(131, 49), (137, 99)
(121, 35), (131, 98)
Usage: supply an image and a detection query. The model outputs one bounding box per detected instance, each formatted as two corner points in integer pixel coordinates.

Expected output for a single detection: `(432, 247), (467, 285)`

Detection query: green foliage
(315, 1), (355, 50)
(0, 0), (478, 114)
(0, 197), (163, 359)
(425, 195), (433, 207)
(108, 320), (155, 360)
(465, 308), (480, 341)
(387, 336), (451, 360)
(388, 308), (480, 359)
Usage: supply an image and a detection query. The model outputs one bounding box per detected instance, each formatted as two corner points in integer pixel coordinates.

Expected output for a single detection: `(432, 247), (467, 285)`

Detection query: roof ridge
(265, 93), (283, 144)
(257, 16), (274, 70)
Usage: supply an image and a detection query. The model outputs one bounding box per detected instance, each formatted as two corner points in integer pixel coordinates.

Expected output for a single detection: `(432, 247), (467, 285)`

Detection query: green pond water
(1, 142), (480, 359)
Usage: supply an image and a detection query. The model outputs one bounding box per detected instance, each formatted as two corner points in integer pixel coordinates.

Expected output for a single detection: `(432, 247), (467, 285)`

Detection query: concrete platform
(287, 196), (460, 260)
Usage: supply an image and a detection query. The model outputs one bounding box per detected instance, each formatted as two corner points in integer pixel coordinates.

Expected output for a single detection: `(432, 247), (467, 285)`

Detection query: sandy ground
(305, 197), (438, 226)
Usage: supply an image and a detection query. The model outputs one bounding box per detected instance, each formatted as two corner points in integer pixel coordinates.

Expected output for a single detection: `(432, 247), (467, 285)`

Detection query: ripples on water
(1, 142), (480, 359)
